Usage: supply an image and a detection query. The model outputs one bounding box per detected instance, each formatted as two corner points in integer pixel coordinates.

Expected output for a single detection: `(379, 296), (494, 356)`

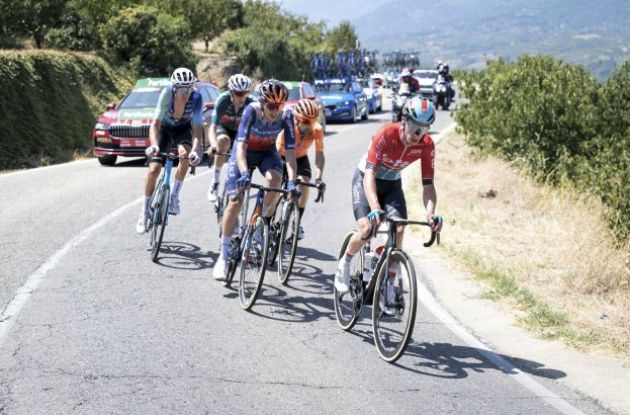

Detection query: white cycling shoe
(213, 256), (227, 280)
(207, 183), (219, 202)
(169, 197), (181, 215)
(135, 212), (148, 234)
(334, 258), (351, 293)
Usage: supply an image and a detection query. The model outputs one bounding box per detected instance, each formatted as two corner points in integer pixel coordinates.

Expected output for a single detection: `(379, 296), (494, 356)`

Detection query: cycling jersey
(153, 85), (203, 127)
(211, 91), (253, 134)
(233, 102), (296, 154)
(276, 123), (324, 158)
(358, 122), (435, 184)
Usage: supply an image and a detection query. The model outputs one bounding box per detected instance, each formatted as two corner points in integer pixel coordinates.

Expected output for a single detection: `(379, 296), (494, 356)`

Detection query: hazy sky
(277, 0), (383, 27)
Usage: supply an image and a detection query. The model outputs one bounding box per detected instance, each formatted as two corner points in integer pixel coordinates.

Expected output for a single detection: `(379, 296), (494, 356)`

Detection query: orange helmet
(294, 99), (319, 120)
(258, 79), (288, 104)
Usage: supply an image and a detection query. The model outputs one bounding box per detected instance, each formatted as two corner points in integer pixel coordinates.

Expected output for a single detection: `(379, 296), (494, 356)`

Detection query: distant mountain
(349, 0), (630, 79)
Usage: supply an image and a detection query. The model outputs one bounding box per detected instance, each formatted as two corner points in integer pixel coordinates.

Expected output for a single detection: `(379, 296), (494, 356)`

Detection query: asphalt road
(0, 100), (613, 414)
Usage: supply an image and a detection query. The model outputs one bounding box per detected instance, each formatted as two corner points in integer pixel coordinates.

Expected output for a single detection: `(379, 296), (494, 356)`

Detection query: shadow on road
(345, 324), (567, 381)
(152, 242), (216, 270)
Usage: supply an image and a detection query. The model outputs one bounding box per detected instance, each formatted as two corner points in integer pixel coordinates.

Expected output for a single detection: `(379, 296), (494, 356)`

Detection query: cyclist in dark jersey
(135, 67), (202, 234)
(334, 97), (444, 293)
(213, 79), (300, 280)
(206, 74), (253, 202)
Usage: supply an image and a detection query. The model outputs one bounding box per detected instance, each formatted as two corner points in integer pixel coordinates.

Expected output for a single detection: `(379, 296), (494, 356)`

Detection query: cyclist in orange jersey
(276, 98), (325, 240)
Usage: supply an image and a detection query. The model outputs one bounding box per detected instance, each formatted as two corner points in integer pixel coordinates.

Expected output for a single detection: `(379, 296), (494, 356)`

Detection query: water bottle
(362, 246), (383, 282)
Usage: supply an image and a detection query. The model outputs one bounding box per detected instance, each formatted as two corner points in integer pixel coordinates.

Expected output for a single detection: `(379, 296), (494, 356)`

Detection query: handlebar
(369, 215), (440, 247)
(295, 178), (326, 203)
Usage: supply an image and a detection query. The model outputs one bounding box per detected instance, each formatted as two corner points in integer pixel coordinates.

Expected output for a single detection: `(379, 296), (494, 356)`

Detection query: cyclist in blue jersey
(135, 67), (203, 234)
(206, 74), (254, 202)
(213, 79), (300, 280)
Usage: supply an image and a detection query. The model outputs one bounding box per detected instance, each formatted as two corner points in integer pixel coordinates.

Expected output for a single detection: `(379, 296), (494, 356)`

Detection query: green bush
(456, 57), (630, 244)
(0, 50), (125, 169)
(45, 10), (101, 51)
(100, 5), (196, 76)
(456, 55), (599, 178)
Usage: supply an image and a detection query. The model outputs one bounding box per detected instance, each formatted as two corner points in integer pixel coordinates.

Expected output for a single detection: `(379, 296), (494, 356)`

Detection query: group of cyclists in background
(134, 66), (443, 314)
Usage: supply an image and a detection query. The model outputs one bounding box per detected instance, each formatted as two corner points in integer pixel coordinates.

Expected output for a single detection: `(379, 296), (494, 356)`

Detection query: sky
(277, 0), (383, 27)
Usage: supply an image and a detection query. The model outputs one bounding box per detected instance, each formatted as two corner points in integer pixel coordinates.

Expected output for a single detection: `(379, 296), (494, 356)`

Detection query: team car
(92, 78), (220, 166)
(314, 78), (369, 123)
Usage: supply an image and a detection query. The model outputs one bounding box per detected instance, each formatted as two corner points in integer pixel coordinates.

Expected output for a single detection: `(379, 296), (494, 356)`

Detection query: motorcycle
(432, 75), (453, 110)
(390, 83), (412, 122)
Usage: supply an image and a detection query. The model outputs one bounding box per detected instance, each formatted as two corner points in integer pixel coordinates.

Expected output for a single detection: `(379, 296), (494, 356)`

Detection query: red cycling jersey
(359, 122), (435, 183)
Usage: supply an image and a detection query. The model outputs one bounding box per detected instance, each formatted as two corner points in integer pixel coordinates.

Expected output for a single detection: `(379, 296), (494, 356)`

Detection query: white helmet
(400, 69), (412, 77)
(227, 74), (252, 92)
(171, 67), (195, 87)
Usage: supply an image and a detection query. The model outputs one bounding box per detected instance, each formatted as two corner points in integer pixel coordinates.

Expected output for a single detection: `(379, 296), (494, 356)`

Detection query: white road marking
(414, 120), (585, 415)
(0, 159), (95, 179)
(0, 169), (212, 347)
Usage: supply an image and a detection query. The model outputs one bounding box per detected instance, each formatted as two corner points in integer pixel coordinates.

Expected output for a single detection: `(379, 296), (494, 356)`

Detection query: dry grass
(407, 132), (630, 360)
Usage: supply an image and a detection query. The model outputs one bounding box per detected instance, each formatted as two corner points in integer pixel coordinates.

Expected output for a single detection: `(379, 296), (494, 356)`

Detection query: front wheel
(150, 186), (170, 263)
(98, 155), (117, 166)
(333, 231), (365, 331)
(372, 249), (417, 363)
(350, 106), (358, 124)
(277, 200), (300, 284)
(238, 216), (270, 310)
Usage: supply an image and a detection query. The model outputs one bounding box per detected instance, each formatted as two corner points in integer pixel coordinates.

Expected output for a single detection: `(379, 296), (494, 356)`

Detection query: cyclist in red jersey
(335, 97), (444, 293)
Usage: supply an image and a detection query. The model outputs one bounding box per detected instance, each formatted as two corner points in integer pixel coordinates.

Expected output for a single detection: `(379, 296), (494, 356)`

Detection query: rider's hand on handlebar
(236, 171), (251, 189)
(287, 179), (301, 199)
(367, 209), (385, 226)
(145, 145), (160, 157)
(189, 151), (201, 166)
(206, 146), (217, 156)
(427, 214), (443, 232)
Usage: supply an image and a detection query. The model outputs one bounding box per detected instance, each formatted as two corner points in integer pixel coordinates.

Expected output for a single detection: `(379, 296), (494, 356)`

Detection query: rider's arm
(423, 183), (437, 217)
(363, 168), (381, 211)
(191, 93), (203, 153)
(421, 140), (437, 217)
(282, 111), (298, 180)
(149, 119), (162, 148)
(208, 93), (228, 150)
(314, 128), (325, 180)
(150, 87), (170, 147)
(235, 104), (255, 173)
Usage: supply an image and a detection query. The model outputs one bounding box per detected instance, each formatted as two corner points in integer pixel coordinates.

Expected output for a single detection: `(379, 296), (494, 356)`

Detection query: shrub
(100, 5), (196, 76)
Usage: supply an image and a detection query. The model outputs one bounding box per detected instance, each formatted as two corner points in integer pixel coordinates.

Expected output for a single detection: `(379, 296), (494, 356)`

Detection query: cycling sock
(344, 250), (354, 263)
(263, 216), (272, 225)
(142, 196), (151, 215)
(298, 207), (305, 219)
(213, 166), (221, 184)
(172, 179), (183, 199)
(220, 236), (232, 258)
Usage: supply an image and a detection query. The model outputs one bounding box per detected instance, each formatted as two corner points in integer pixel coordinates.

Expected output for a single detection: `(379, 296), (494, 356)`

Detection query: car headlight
(94, 122), (110, 130)
(343, 100), (352, 106)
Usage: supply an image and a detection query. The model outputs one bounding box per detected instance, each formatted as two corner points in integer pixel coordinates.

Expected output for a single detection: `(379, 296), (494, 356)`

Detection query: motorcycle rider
(398, 68), (420, 95)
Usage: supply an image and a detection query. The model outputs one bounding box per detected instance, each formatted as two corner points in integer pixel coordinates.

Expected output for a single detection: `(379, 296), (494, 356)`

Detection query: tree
(153, 0), (243, 52)
(18, 0), (67, 48)
(326, 21), (358, 53)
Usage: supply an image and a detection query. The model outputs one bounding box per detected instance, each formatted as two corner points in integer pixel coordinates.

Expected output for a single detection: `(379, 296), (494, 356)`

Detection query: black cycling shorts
(282, 155), (312, 178)
(216, 125), (237, 150)
(351, 168), (407, 221)
(149, 123), (193, 165)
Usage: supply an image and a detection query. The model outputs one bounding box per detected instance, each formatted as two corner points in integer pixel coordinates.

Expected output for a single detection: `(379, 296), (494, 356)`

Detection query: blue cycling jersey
(233, 102), (296, 155)
(153, 85), (203, 127)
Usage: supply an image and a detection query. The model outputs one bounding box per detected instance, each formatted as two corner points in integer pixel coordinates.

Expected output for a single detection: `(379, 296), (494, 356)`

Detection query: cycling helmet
(294, 99), (319, 120)
(258, 79), (288, 104)
(171, 67), (195, 87)
(227, 73), (252, 92)
(400, 68), (412, 78)
(402, 97), (435, 126)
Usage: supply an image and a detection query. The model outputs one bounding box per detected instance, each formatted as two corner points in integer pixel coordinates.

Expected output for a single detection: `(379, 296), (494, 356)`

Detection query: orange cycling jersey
(277, 123), (324, 158)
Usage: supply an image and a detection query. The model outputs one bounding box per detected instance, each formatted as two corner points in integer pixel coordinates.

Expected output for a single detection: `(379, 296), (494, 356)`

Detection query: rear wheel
(333, 232), (365, 331)
(150, 186), (170, 263)
(238, 216), (270, 310)
(98, 155), (117, 166)
(372, 250), (417, 363)
(362, 105), (369, 121)
(277, 200), (300, 284)
(350, 106), (358, 124)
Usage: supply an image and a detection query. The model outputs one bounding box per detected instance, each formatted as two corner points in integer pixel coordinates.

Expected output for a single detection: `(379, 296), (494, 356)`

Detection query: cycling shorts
(351, 168), (407, 221)
(226, 149), (283, 198)
(149, 123), (192, 165)
(281, 155), (312, 178)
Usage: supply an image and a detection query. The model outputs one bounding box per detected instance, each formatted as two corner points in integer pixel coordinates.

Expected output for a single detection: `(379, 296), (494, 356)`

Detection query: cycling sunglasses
(174, 86), (193, 94)
(264, 102), (284, 111)
(413, 125), (430, 137)
(232, 91), (248, 97)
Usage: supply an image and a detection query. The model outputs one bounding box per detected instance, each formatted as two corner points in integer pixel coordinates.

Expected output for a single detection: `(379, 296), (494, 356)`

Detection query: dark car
(92, 78), (221, 166)
(314, 79), (369, 123)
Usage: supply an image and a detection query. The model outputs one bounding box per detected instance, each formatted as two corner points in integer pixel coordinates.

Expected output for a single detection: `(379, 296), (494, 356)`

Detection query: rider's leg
(262, 169), (283, 222)
(213, 134), (230, 185)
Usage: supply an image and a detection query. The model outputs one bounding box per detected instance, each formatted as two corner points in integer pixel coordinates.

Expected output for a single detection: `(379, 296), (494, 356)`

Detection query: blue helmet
(402, 97), (435, 126)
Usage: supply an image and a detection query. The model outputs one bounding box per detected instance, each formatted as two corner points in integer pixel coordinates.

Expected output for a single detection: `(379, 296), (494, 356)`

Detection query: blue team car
(313, 79), (369, 123)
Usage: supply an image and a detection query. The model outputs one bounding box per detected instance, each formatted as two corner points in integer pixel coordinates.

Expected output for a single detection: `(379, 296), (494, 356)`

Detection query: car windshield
(315, 83), (351, 93)
(119, 90), (163, 109)
(287, 87), (301, 100)
(414, 71), (438, 81)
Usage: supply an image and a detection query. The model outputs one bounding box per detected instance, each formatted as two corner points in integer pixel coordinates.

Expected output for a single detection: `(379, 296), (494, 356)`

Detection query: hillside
(350, 0), (629, 79)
